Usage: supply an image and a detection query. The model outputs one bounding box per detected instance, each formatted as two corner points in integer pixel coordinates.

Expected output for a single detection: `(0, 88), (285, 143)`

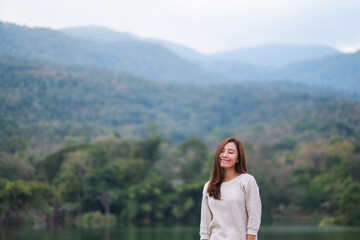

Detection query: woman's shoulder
(238, 173), (258, 185)
(240, 173), (256, 180)
(202, 181), (210, 195)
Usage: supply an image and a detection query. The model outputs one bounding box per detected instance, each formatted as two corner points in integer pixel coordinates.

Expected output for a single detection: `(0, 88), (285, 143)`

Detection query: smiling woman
(200, 137), (262, 240)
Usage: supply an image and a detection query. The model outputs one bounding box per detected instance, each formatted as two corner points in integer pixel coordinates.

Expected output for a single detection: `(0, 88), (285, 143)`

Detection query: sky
(1, 0), (360, 54)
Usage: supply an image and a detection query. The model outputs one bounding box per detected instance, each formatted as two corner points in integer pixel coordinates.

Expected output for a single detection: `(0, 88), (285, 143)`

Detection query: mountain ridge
(60, 25), (341, 67)
(1, 22), (359, 92)
(0, 22), (216, 84)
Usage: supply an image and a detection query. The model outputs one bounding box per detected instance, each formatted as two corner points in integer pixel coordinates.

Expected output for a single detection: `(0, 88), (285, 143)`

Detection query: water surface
(1, 225), (359, 240)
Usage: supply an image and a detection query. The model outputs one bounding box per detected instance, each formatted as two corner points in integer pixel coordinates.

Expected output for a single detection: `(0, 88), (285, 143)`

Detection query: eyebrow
(223, 148), (236, 151)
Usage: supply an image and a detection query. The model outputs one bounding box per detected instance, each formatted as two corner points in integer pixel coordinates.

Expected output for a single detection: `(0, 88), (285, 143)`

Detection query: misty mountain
(60, 26), (341, 67)
(62, 25), (209, 62)
(147, 39), (208, 62)
(204, 51), (360, 93)
(0, 22), (216, 84)
(276, 50), (360, 92)
(61, 26), (140, 43)
(1, 22), (359, 93)
(210, 44), (340, 67)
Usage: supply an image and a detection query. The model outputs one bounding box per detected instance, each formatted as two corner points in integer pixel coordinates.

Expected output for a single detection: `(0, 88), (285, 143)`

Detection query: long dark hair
(207, 137), (248, 200)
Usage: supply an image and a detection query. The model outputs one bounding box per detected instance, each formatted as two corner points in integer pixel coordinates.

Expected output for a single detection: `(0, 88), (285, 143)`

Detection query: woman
(200, 137), (261, 240)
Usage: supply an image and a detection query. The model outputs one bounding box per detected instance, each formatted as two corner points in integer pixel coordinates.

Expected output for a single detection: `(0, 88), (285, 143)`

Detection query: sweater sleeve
(245, 175), (262, 236)
(199, 182), (212, 240)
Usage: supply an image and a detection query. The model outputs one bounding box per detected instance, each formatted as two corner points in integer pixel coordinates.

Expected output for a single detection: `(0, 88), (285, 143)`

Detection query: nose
(222, 151), (228, 157)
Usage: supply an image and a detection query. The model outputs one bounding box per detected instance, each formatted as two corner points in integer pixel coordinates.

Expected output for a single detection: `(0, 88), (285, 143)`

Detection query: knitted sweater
(199, 173), (262, 240)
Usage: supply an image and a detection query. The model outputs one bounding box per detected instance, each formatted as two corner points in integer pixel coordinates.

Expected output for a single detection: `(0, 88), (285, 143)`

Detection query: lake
(1, 225), (360, 240)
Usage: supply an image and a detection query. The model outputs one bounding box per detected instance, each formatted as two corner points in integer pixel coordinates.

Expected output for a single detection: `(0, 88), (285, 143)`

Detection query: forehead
(223, 142), (237, 150)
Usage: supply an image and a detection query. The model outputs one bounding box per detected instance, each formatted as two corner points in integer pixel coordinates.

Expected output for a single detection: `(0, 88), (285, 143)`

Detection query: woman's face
(219, 142), (238, 169)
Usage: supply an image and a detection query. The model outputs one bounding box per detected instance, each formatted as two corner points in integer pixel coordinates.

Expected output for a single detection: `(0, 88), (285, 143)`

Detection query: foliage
(0, 178), (54, 223)
(339, 183), (360, 225)
(80, 211), (116, 228)
(0, 152), (34, 180)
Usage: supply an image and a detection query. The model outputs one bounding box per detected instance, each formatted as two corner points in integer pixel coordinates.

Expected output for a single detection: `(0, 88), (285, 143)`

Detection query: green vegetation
(0, 132), (359, 226)
(0, 21), (359, 228)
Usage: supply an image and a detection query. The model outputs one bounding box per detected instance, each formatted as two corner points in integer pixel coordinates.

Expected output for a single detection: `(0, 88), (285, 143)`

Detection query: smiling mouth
(221, 159), (230, 163)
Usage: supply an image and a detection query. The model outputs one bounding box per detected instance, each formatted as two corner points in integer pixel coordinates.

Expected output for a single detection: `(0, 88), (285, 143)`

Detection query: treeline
(1, 130), (359, 227)
(0, 135), (209, 227)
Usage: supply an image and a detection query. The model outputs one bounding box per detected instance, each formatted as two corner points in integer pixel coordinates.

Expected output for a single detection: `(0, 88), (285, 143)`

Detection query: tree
(340, 183), (360, 225)
(0, 152), (34, 180)
(2, 135), (27, 154)
(177, 138), (208, 183)
(0, 179), (54, 223)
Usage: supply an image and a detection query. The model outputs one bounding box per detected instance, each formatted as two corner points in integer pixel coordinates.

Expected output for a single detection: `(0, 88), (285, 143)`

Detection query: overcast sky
(1, 0), (359, 53)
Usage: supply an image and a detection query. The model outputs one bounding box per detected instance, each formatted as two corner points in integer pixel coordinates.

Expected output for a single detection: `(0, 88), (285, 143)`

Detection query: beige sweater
(200, 174), (262, 240)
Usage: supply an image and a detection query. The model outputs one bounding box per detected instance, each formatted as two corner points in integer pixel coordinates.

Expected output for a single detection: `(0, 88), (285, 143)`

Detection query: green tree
(340, 183), (360, 225)
(2, 135), (27, 154)
(0, 152), (34, 180)
(55, 151), (94, 218)
(177, 137), (208, 183)
(0, 179), (54, 223)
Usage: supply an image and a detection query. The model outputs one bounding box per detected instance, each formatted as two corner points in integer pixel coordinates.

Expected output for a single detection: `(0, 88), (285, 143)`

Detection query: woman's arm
(247, 234), (256, 240)
(199, 183), (212, 240)
(245, 176), (262, 238)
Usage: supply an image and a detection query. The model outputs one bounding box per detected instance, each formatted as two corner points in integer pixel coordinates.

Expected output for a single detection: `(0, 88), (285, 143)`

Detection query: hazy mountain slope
(1, 55), (359, 143)
(210, 44), (340, 67)
(61, 26), (139, 43)
(62, 26), (208, 62)
(61, 26), (207, 61)
(60, 26), (341, 67)
(147, 38), (208, 62)
(275, 51), (360, 92)
(1, 22), (359, 91)
(0, 22), (216, 84)
(202, 51), (360, 94)
(201, 60), (274, 81)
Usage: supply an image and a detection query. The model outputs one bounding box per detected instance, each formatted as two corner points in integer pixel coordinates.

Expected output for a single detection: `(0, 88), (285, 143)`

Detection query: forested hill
(1, 55), (360, 145)
(202, 50), (360, 93)
(61, 26), (340, 67)
(0, 22), (216, 84)
(276, 51), (360, 92)
(209, 44), (340, 67)
(1, 22), (359, 93)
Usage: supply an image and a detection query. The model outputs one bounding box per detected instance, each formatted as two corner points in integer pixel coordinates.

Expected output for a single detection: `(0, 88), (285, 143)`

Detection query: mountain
(61, 26), (208, 62)
(59, 25), (360, 92)
(0, 22), (216, 84)
(60, 26), (341, 67)
(1, 54), (359, 144)
(275, 50), (360, 92)
(61, 26), (139, 43)
(210, 44), (341, 67)
(203, 51), (360, 94)
(1, 22), (359, 92)
(146, 38), (208, 62)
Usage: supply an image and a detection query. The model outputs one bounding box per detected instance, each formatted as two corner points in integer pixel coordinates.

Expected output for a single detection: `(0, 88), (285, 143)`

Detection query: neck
(223, 168), (240, 182)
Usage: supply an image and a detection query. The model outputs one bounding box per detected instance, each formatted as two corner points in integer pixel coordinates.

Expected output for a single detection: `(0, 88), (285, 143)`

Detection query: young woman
(200, 137), (261, 240)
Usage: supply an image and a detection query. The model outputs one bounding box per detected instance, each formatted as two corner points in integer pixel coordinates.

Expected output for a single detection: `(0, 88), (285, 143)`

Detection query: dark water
(1, 225), (359, 240)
